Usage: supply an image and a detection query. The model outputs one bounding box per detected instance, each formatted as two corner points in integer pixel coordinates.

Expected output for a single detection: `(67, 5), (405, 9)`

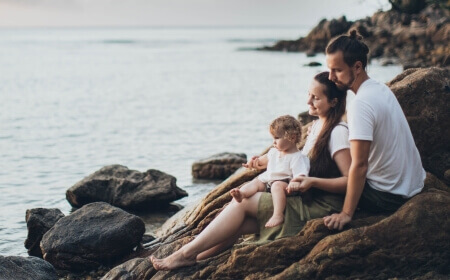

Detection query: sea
(0, 26), (402, 256)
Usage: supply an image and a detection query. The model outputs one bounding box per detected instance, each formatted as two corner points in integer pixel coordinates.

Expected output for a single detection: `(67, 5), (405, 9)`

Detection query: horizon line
(0, 24), (314, 30)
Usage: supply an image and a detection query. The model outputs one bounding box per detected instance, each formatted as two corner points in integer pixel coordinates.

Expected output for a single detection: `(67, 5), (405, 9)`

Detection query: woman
(151, 71), (351, 270)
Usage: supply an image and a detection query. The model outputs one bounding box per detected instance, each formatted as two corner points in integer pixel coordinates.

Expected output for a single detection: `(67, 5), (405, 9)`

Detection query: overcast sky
(0, 0), (391, 28)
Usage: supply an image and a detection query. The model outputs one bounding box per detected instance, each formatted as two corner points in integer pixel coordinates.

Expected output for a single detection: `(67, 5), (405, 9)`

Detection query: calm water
(0, 26), (402, 256)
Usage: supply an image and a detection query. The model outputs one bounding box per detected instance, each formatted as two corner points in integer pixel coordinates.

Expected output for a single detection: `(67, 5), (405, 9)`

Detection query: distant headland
(259, 2), (449, 69)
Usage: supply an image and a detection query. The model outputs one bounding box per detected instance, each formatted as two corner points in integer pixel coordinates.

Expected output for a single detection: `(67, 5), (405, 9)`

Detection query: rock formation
(41, 202), (145, 271)
(66, 165), (188, 211)
(387, 67), (450, 185)
(192, 152), (247, 180)
(0, 255), (58, 280)
(24, 208), (64, 258)
(260, 4), (450, 69)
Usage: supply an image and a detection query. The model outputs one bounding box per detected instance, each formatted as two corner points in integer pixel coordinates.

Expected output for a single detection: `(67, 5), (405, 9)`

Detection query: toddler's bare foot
(230, 188), (244, 203)
(149, 251), (196, 271)
(265, 214), (284, 228)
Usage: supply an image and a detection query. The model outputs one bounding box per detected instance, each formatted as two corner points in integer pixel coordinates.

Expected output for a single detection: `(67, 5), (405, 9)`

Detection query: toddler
(230, 115), (310, 227)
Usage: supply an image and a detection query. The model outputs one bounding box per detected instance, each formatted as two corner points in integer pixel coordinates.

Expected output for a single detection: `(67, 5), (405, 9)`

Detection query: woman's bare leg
(265, 181), (288, 228)
(196, 217), (258, 261)
(151, 192), (262, 270)
(230, 178), (265, 202)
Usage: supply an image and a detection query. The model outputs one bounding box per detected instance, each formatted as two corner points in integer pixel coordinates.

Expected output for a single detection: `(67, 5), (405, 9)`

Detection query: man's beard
(334, 71), (355, 91)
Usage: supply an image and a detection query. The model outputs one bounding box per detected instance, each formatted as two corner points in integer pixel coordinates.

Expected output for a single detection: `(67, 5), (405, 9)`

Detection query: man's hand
(323, 212), (352, 231)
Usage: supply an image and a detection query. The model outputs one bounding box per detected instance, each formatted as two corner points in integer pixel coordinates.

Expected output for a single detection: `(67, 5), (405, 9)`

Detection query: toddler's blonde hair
(269, 115), (302, 144)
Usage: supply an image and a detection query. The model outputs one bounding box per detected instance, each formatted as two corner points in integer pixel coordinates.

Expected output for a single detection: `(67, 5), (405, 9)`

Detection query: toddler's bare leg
(265, 181), (288, 228)
(230, 178), (265, 203)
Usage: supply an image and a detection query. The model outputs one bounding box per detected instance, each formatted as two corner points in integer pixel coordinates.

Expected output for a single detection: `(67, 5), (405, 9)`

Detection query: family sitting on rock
(150, 30), (426, 270)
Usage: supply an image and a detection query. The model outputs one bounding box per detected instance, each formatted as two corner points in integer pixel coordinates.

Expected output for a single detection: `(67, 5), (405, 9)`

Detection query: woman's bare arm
(291, 148), (350, 194)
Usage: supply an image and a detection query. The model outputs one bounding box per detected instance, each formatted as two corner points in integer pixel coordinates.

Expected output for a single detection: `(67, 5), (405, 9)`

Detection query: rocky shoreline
(1, 4), (449, 277)
(1, 67), (448, 280)
(259, 4), (449, 69)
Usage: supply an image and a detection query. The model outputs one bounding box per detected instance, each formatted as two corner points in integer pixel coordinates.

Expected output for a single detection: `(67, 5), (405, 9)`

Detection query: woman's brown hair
(308, 71), (347, 178)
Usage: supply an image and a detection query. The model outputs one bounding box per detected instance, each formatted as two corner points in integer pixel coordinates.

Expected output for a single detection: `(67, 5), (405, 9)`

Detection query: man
(323, 30), (426, 230)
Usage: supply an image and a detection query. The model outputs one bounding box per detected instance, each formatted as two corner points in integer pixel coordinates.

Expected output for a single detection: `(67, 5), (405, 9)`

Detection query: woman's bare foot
(149, 250), (197, 271)
(230, 188), (244, 203)
(265, 214), (284, 228)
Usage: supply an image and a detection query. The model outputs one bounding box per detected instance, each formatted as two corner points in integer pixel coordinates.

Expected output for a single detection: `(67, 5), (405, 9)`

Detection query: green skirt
(256, 190), (344, 241)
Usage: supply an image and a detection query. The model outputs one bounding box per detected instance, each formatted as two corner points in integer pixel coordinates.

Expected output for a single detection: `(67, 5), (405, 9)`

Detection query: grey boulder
(66, 165), (188, 210)
(192, 152), (247, 180)
(0, 255), (58, 280)
(41, 202), (145, 271)
(24, 208), (65, 258)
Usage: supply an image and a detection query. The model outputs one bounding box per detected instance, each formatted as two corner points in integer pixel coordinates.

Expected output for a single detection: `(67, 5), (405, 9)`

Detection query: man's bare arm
(323, 140), (371, 230)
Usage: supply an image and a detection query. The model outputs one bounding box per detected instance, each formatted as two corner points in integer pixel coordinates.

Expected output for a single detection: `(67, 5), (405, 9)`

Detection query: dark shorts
(358, 181), (408, 214)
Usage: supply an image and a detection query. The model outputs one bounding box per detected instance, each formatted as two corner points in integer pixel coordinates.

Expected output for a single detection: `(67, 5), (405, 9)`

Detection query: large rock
(66, 165), (188, 210)
(192, 152), (247, 180)
(272, 189), (450, 279)
(24, 208), (64, 258)
(41, 202), (145, 271)
(0, 255), (58, 280)
(387, 67), (450, 185)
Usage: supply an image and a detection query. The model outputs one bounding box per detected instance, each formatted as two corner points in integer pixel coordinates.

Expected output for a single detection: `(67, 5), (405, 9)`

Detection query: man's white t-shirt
(348, 79), (426, 198)
(258, 148), (310, 184)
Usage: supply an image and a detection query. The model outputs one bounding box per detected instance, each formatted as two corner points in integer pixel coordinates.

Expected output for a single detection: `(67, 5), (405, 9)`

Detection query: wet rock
(0, 255), (58, 280)
(192, 152), (247, 180)
(41, 202), (145, 271)
(100, 258), (155, 280)
(304, 61), (322, 67)
(24, 208), (65, 258)
(387, 67), (450, 185)
(66, 165), (187, 211)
